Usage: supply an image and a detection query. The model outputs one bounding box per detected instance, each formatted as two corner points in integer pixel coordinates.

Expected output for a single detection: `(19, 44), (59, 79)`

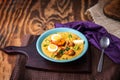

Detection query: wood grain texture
(0, 0), (98, 80)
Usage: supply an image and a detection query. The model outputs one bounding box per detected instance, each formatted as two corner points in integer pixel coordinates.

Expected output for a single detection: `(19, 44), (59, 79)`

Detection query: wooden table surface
(0, 0), (120, 80)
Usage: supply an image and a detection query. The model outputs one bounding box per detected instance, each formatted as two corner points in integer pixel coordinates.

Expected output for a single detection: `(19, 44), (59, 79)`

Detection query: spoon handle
(97, 49), (104, 72)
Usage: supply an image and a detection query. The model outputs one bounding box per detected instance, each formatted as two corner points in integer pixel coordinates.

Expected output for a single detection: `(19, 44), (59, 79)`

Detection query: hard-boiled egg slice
(73, 40), (84, 44)
(51, 34), (61, 42)
(48, 44), (58, 52)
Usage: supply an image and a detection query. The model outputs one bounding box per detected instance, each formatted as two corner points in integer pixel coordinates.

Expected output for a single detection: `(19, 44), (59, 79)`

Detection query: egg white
(73, 40), (84, 44)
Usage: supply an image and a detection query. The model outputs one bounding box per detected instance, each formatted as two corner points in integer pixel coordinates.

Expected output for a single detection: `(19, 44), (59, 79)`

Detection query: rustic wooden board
(2, 35), (92, 73)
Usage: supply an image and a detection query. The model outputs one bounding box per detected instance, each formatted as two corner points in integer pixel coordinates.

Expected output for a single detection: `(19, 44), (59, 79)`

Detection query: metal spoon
(97, 36), (110, 72)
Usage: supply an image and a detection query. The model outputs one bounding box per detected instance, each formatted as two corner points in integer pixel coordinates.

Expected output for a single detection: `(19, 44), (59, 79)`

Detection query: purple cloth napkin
(55, 21), (120, 64)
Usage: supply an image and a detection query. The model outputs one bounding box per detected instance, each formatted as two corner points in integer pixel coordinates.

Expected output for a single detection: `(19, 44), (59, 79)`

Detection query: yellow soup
(41, 32), (84, 60)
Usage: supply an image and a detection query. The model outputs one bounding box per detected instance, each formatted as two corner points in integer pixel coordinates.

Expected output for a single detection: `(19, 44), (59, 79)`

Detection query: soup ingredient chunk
(48, 44), (58, 52)
(67, 49), (75, 56)
(51, 34), (65, 46)
(52, 39), (66, 46)
(51, 34), (61, 42)
(73, 40), (84, 44)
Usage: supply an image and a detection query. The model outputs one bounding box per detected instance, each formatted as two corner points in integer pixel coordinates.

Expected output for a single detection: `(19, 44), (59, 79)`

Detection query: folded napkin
(55, 21), (120, 64)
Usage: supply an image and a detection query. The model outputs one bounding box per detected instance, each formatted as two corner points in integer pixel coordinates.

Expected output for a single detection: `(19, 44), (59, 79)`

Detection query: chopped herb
(65, 47), (70, 51)
(73, 45), (79, 50)
(45, 39), (50, 43)
(68, 34), (72, 39)
(62, 57), (68, 60)
(43, 44), (48, 47)
(58, 49), (65, 54)
(62, 58), (65, 60)
(65, 58), (68, 60)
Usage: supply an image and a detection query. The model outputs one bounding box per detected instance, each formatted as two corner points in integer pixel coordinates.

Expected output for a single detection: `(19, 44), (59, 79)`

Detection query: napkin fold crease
(55, 21), (120, 64)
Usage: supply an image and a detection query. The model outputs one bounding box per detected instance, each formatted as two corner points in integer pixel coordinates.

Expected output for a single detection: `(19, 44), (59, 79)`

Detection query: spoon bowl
(97, 36), (110, 72)
(100, 37), (110, 49)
